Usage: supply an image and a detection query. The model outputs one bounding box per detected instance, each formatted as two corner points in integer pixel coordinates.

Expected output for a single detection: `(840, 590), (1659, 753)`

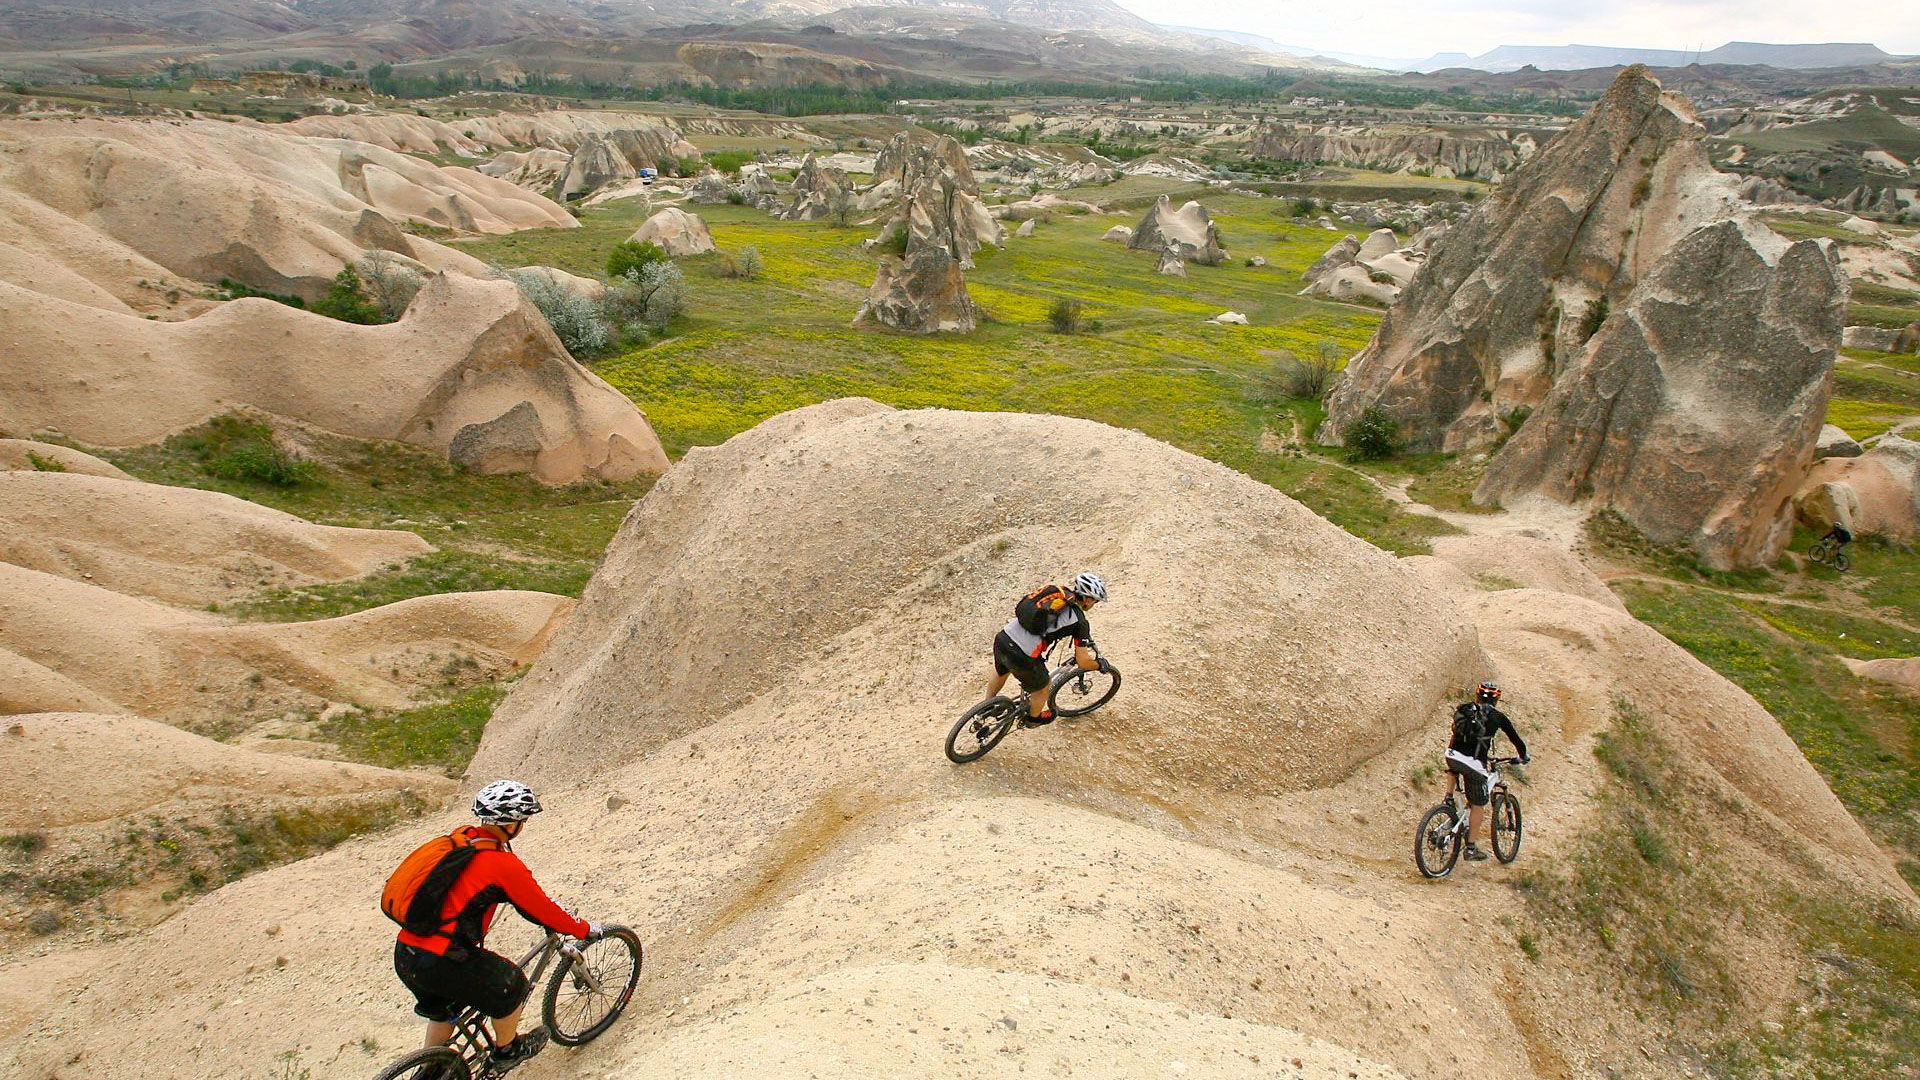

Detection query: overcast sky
(1111, 0), (1920, 60)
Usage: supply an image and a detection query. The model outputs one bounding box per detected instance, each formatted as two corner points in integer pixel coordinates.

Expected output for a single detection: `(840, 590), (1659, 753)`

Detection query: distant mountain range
(1162, 31), (1906, 73)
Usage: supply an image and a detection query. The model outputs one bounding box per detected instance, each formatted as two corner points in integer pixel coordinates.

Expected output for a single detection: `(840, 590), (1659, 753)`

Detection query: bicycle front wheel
(373, 1047), (470, 1080)
(1048, 663), (1121, 718)
(544, 927), (643, 1046)
(1414, 804), (1462, 878)
(946, 698), (1019, 764)
(1491, 792), (1523, 864)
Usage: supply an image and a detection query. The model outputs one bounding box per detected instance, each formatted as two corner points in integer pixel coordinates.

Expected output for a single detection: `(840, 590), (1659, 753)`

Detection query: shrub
(507, 269), (610, 356)
(606, 240), (668, 282)
(600, 261), (687, 335)
(719, 246), (764, 280)
(1047, 297), (1086, 334)
(24, 451), (66, 472)
(355, 251), (424, 320)
(309, 265), (387, 324)
(216, 279), (306, 309)
(1345, 407), (1399, 460)
(704, 149), (754, 174)
(180, 415), (317, 487)
(1270, 340), (1342, 399)
(830, 189), (858, 227)
(1578, 296), (1610, 343)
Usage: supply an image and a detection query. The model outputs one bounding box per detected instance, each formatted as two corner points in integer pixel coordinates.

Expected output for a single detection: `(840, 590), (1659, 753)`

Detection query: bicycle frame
(440, 931), (599, 1061)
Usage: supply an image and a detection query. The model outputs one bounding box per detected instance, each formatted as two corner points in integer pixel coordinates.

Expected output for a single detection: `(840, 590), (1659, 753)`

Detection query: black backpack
(1015, 585), (1069, 634)
(1452, 702), (1488, 747)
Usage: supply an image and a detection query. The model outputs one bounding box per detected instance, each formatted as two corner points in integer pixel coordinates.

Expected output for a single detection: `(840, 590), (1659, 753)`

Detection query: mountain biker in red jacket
(393, 780), (601, 1068)
(987, 572), (1108, 727)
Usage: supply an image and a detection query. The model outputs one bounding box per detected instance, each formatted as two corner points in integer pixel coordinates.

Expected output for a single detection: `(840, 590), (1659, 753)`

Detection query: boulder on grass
(628, 208), (715, 257)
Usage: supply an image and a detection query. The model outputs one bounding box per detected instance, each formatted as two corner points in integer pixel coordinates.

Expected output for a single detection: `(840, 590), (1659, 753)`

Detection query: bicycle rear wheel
(1833, 549), (1850, 572)
(1491, 792), (1523, 864)
(1048, 663), (1121, 718)
(373, 1047), (470, 1080)
(1414, 804), (1462, 878)
(946, 698), (1019, 763)
(544, 927), (643, 1046)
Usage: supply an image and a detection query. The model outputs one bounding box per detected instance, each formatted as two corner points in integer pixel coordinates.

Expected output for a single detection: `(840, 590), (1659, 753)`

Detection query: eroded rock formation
(1249, 125), (1533, 181)
(0, 273), (669, 484)
(1128, 196), (1226, 266)
(855, 177), (980, 334)
(780, 153), (854, 221)
(628, 207), (716, 257)
(863, 131), (1003, 264)
(1321, 67), (1846, 569)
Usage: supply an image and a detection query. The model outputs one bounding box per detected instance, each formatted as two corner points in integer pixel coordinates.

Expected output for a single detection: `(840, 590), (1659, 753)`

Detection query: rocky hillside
(5, 401), (1909, 1080)
(1322, 66), (1847, 569)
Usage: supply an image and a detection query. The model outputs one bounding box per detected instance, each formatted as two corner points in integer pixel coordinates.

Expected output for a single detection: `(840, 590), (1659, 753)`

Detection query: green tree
(606, 240), (667, 282)
(1345, 407), (1399, 460)
(310, 265), (386, 324)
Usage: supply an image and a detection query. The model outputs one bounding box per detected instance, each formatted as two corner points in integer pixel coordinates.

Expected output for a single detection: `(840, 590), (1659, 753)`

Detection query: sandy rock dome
(0, 273), (668, 484)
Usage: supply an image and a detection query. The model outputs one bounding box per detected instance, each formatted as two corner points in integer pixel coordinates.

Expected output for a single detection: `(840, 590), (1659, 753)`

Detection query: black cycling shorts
(394, 942), (530, 1022)
(1447, 756), (1491, 807)
(992, 630), (1050, 693)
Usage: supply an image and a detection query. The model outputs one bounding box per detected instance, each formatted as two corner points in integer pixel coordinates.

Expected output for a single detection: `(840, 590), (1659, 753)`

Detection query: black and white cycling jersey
(1001, 605), (1092, 659)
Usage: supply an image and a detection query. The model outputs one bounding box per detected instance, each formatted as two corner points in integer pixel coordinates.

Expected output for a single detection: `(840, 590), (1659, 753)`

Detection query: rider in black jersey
(1444, 682), (1529, 862)
(987, 572), (1107, 727)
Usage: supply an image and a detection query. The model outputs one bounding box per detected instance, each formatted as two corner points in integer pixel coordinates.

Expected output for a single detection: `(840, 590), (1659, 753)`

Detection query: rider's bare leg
(423, 1021), (454, 1048)
(986, 666), (1010, 699)
(1467, 804), (1487, 848)
(492, 1002), (525, 1046)
(1027, 687), (1048, 718)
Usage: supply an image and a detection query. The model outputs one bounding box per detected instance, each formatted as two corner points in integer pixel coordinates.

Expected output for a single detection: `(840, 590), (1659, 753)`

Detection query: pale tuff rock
(0, 561), (574, 723)
(539, 124), (700, 203)
(1299, 232), (1419, 303)
(1476, 218), (1846, 569)
(0, 470), (430, 606)
(1843, 324), (1920, 354)
(0, 440), (133, 479)
(992, 193), (1103, 221)
(1355, 228), (1398, 262)
(780, 152), (854, 221)
(1102, 224), (1134, 243)
(862, 132), (1004, 263)
(1801, 435), (1920, 538)
(1014, 218), (1037, 237)
(0, 116), (564, 305)
(855, 177), (980, 334)
(628, 207), (717, 257)
(1843, 656), (1920, 692)
(1795, 480), (1861, 533)
(1816, 424), (1864, 459)
(1303, 235), (1361, 282)
(1248, 255), (1267, 267)
(1249, 125), (1527, 180)
(1213, 311), (1249, 325)
(686, 168), (734, 205)
(1128, 195), (1226, 266)
(736, 162), (783, 210)
(1155, 245), (1189, 276)
(1324, 67), (1847, 569)
(0, 273), (668, 485)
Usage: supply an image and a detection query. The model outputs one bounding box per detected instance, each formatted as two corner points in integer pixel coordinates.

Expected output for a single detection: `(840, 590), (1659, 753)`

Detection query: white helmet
(473, 780), (543, 824)
(1069, 572), (1108, 602)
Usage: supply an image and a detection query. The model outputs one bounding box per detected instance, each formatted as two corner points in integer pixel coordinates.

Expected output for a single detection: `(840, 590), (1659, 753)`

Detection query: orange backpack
(381, 828), (504, 936)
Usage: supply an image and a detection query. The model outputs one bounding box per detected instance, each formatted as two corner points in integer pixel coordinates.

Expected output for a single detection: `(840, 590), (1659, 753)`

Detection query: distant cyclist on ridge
(1443, 682), (1529, 862)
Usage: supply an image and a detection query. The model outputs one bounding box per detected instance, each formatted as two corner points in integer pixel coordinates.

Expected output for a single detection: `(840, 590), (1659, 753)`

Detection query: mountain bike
(1414, 757), (1524, 879)
(373, 926), (644, 1079)
(945, 640), (1121, 764)
(1808, 534), (1851, 572)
